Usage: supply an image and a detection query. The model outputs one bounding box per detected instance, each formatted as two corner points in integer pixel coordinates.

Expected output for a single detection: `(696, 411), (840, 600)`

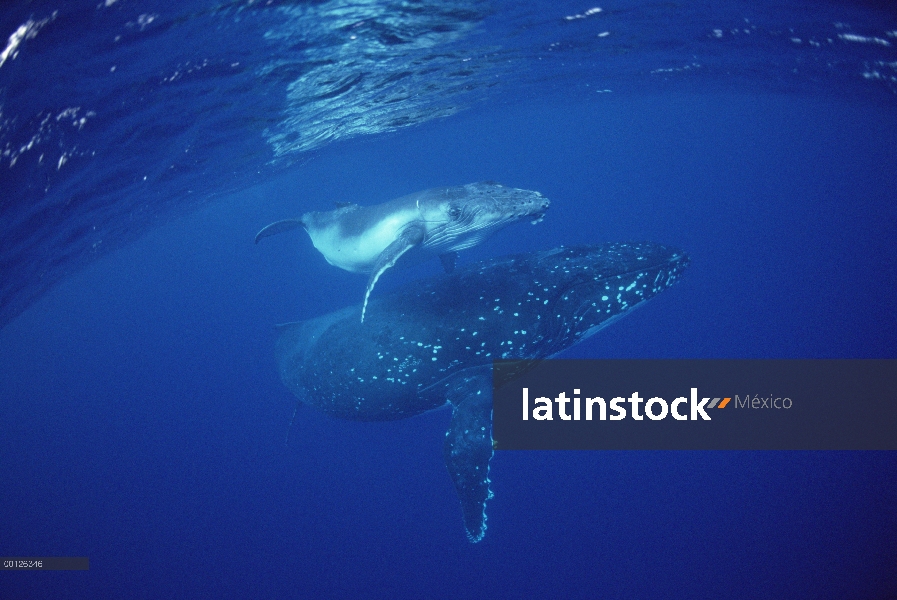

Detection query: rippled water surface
(2, 0), (895, 326)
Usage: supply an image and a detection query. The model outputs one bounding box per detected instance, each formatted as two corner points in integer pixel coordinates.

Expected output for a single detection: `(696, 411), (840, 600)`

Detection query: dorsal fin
(254, 219), (305, 244)
(334, 202), (358, 210)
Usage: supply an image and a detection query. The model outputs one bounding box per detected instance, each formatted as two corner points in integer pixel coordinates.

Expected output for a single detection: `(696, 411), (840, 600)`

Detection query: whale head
(418, 181), (550, 253)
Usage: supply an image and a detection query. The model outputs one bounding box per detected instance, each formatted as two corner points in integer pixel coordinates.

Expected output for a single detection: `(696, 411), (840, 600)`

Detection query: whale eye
(448, 206), (462, 220)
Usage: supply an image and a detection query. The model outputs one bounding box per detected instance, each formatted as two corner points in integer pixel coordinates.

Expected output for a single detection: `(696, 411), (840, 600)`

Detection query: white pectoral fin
(254, 219), (305, 244)
(361, 224), (425, 322)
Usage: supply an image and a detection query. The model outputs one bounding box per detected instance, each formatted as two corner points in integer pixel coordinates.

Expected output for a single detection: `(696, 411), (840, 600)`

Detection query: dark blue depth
(1, 1), (896, 598)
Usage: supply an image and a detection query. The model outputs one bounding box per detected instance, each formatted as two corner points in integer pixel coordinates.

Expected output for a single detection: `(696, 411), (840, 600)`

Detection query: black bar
(493, 359), (897, 450)
(1, 557), (89, 571)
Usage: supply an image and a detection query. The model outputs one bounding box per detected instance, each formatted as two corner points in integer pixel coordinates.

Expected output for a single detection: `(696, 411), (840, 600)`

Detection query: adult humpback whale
(256, 182), (550, 321)
(275, 242), (689, 542)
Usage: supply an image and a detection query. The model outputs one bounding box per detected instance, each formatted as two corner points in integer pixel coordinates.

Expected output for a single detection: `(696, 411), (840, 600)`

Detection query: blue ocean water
(1, 1), (896, 598)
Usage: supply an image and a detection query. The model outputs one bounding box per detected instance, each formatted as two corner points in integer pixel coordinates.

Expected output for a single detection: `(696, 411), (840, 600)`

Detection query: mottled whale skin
(256, 182), (550, 321)
(275, 242), (689, 542)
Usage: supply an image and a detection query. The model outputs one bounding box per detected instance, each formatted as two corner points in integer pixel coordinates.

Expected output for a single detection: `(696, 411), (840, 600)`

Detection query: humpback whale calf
(256, 182), (550, 321)
(275, 242), (689, 542)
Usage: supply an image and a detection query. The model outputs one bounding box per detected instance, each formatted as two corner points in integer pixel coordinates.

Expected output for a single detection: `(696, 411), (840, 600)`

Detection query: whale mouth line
(423, 213), (521, 250)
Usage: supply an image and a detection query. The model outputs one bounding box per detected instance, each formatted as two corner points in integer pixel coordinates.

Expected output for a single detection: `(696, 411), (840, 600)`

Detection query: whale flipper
(361, 223), (425, 322)
(442, 366), (494, 543)
(255, 219), (305, 244)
